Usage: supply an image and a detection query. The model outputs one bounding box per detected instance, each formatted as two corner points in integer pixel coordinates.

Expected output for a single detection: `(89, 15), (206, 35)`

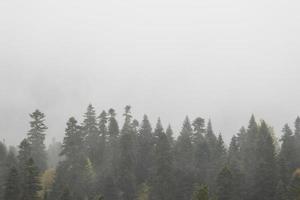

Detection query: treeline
(1, 105), (300, 200)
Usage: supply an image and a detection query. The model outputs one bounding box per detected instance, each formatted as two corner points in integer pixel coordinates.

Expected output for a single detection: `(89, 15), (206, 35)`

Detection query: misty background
(0, 0), (300, 145)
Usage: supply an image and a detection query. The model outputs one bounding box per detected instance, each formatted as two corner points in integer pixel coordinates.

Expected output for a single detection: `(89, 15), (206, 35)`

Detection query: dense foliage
(1, 106), (300, 200)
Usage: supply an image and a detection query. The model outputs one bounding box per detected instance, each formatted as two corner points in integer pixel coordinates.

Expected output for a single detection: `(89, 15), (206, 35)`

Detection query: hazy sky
(1, 0), (300, 146)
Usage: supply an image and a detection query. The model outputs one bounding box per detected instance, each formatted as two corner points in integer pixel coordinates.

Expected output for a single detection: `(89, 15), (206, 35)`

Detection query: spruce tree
(108, 108), (119, 138)
(216, 167), (233, 200)
(136, 115), (154, 184)
(253, 121), (277, 200)
(60, 117), (84, 163)
(97, 110), (108, 167)
(150, 119), (174, 200)
(102, 108), (120, 200)
(228, 135), (244, 200)
(166, 124), (174, 146)
(192, 117), (206, 144)
(240, 115), (259, 200)
(21, 158), (41, 200)
(118, 105), (137, 200)
(27, 110), (48, 171)
(279, 124), (296, 186)
(82, 104), (99, 165)
(205, 120), (219, 190)
(0, 141), (7, 200)
(174, 116), (194, 200)
(193, 118), (209, 185)
(4, 167), (20, 200)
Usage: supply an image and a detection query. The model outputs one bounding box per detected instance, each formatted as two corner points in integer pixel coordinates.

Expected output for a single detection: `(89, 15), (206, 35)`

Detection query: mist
(1, 0), (300, 146)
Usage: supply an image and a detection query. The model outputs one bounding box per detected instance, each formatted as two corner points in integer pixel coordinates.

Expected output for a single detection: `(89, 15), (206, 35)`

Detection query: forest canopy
(1, 104), (300, 200)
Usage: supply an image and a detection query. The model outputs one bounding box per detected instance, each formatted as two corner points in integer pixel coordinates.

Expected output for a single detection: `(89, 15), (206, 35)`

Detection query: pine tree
(97, 110), (108, 167)
(216, 167), (233, 200)
(293, 117), (300, 176)
(294, 116), (300, 136)
(108, 108), (119, 138)
(240, 115), (259, 200)
(18, 139), (32, 185)
(82, 104), (99, 165)
(279, 124), (296, 186)
(166, 125), (174, 147)
(192, 117), (206, 144)
(205, 120), (219, 190)
(27, 110), (48, 171)
(193, 118), (209, 185)
(136, 115), (154, 184)
(253, 121), (277, 200)
(21, 158), (42, 200)
(206, 120), (218, 157)
(0, 141), (8, 200)
(118, 105), (137, 200)
(102, 108), (120, 200)
(174, 116), (194, 200)
(150, 119), (174, 200)
(228, 135), (244, 200)
(60, 117), (84, 163)
(4, 167), (20, 200)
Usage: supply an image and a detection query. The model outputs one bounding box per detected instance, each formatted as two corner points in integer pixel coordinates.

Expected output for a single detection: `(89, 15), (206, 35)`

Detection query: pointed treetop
(139, 115), (152, 136)
(295, 116), (300, 135)
(228, 135), (239, 155)
(181, 116), (193, 136)
(207, 119), (214, 135)
(108, 108), (116, 117)
(83, 104), (97, 127)
(281, 124), (293, 140)
(155, 118), (164, 133)
(123, 105), (132, 122)
(132, 119), (139, 130)
(99, 110), (108, 121)
(166, 124), (173, 137)
(248, 114), (258, 131)
(192, 117), (206, 134)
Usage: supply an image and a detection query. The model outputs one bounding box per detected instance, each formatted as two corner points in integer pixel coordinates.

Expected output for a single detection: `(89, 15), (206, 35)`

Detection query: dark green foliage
(27, 110), (48, 171)
(60, 117), (84, 162)
(253, 121), (277, 200)
(3, 106), (300, 200)
(0, 142), (8, 200)
(108, 108), (119, 138)
(82, 104), (99, 165)
(174, 116), (194, 200)
(192, 117), (206, 143)
(150, 119), (174, 200)
(228, 135), (244, 200)
(20, 158), (41, 200)
(278, 124), (296, 186)
(4, 167), (20, 200)
(166, 125), (174, 146)
(118, 105), (137, 200)
(216, 167), (233, 200)
(136, 115), (154, 184)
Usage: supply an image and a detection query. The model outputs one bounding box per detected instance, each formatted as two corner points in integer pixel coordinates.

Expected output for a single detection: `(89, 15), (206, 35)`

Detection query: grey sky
(1, 0), (300, 145)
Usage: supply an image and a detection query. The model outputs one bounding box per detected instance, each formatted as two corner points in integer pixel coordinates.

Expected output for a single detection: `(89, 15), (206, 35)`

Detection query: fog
(1, 0), (300, 145)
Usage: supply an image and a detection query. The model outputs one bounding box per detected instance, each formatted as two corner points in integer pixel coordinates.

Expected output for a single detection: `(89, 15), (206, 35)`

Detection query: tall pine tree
(27, 110), (48, 171)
